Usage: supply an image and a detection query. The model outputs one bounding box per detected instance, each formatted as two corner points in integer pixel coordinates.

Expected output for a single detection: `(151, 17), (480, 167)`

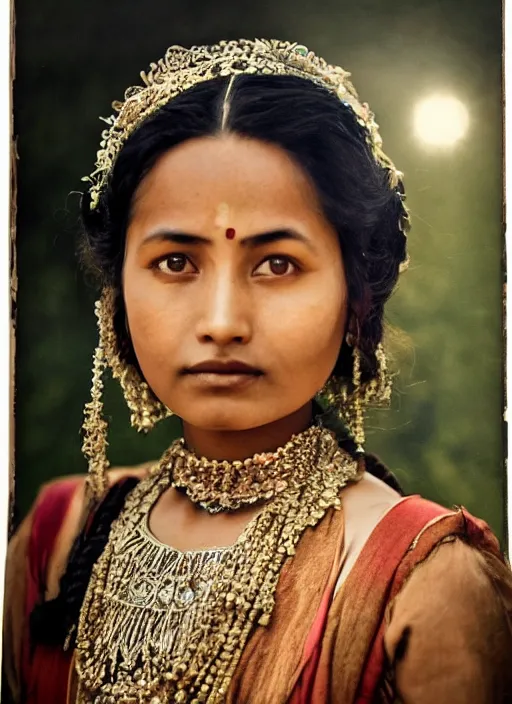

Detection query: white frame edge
(0, 7), (508, 697)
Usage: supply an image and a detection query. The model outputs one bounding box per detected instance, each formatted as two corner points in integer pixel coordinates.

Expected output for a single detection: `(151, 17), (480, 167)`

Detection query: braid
(312, 400), (404, 494)
(30, 477), (139, 647)
(363, 453), (404, 495)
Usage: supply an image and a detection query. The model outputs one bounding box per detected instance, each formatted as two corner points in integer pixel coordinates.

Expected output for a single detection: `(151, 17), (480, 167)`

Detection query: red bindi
(225, 228), (236, 240)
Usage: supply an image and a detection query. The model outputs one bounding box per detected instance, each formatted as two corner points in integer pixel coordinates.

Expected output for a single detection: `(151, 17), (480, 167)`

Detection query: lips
(182, 359), (263, 391)
(184, 360), (263, 375)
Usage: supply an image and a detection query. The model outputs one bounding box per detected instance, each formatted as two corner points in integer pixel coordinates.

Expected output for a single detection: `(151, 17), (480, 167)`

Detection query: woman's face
(123, 134), (348, 431)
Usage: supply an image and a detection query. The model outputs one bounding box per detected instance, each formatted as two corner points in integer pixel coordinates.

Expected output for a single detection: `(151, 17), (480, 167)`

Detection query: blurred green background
(13, 1), (505, 544)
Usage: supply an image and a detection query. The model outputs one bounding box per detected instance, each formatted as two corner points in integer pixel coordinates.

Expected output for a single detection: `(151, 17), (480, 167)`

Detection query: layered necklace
(74, 425), (359, 703)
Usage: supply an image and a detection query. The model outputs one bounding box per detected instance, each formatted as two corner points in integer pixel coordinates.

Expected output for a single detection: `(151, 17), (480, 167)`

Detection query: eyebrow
(140, 228), (316, 251)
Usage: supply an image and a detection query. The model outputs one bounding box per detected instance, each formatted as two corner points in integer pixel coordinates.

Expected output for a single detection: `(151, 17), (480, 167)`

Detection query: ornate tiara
(82, 39), (409, 271)
(83, 39), (404, 204)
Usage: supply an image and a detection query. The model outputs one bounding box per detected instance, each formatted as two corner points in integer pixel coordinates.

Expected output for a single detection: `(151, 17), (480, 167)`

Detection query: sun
(414, 94), (469, 147)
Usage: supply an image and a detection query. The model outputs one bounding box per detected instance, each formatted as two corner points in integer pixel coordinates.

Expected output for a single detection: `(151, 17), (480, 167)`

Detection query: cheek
(261, 271), (347, 375)
(122, 274), (184, 371)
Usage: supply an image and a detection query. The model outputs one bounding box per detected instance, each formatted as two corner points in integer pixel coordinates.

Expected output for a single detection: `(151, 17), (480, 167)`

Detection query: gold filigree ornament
(318, 339), (393, 454)
(82, 39), (410, 271)
(171, 424), (325, 514)
(74, 424), (360, 703)
(82, 287), (173, 500)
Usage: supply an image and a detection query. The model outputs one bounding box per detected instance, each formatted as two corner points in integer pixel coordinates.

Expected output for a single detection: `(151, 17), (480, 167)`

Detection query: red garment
(23, 479), (78, 703)
(15, 480), (509, 703)
(289, 496), (452, 703)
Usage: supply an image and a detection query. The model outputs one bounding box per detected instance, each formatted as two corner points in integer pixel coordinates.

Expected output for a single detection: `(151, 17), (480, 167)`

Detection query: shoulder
(343, 470), (503, 561)
(384, 537), (512, 701)
(3, 463), (153, 701)
(389, 507), (511, 614)
(337, 472), (402, 587)
(389, 536), (511, 615)
(341, 470), (403, 535)
(339, 486), (511, 699)
(339, 470), (505, 592)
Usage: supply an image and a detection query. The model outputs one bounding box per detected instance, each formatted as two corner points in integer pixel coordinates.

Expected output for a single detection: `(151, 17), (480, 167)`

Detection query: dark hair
(29, 75), (407, 651)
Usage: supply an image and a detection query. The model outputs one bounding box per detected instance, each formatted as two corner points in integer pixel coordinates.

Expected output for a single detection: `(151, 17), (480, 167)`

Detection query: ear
(345, 306), (362, 347)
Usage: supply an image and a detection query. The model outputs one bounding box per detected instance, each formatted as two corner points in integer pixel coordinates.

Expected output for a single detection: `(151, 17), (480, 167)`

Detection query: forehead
(130, 134), (323, 228)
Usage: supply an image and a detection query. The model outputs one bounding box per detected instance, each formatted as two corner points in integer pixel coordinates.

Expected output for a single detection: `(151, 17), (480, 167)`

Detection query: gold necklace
(74, 425), (359, 703)
(171, 425), (324, 513)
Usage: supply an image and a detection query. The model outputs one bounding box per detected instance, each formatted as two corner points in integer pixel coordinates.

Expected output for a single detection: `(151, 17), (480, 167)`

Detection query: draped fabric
(4, 476), (512, 704)
(20, 479), (79, 703)
(227, 497), (505, 703)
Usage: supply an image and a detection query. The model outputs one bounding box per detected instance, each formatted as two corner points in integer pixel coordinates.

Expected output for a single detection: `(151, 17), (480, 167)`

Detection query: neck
(181, 403), (314, 461)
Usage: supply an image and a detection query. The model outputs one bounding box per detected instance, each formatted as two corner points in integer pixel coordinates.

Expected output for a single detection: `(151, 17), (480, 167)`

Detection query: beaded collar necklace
(170, 425), (325, 513)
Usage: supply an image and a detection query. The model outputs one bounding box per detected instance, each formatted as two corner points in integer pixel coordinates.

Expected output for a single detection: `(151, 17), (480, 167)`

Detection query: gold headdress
(83, 39), (407, 227)
(81, 39), (409, 499)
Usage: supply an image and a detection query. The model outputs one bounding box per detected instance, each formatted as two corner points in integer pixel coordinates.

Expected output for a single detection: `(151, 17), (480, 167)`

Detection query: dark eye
(156, 254), (195, 275)
(254, 256), (298, 277)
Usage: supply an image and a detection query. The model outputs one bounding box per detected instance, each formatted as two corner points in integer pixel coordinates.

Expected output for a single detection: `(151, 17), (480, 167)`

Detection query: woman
(4, 38), (512, 703)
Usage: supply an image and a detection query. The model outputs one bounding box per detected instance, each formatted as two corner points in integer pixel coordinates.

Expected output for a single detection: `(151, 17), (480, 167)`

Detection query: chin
(175, 400), (278, 432)
(187, 412), (264, 432)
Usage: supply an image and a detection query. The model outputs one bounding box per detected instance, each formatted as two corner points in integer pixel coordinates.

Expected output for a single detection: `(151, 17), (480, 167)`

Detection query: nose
(195, 269), (252, 346)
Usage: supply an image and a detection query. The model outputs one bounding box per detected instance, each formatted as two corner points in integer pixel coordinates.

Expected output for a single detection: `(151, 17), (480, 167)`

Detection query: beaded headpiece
(83, 39), (409, 251)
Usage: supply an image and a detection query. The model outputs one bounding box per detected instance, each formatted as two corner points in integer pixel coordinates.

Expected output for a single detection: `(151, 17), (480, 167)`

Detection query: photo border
(0, 4), (509, 693)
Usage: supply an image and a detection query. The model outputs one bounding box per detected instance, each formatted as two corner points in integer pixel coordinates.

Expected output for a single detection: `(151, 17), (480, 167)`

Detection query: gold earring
(99, 286), (172, 431)
(345, 341), (365, 452)
(319, 336), (392, 454)
(81, 287), (173, 500)
(82, 338), (109, 500)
